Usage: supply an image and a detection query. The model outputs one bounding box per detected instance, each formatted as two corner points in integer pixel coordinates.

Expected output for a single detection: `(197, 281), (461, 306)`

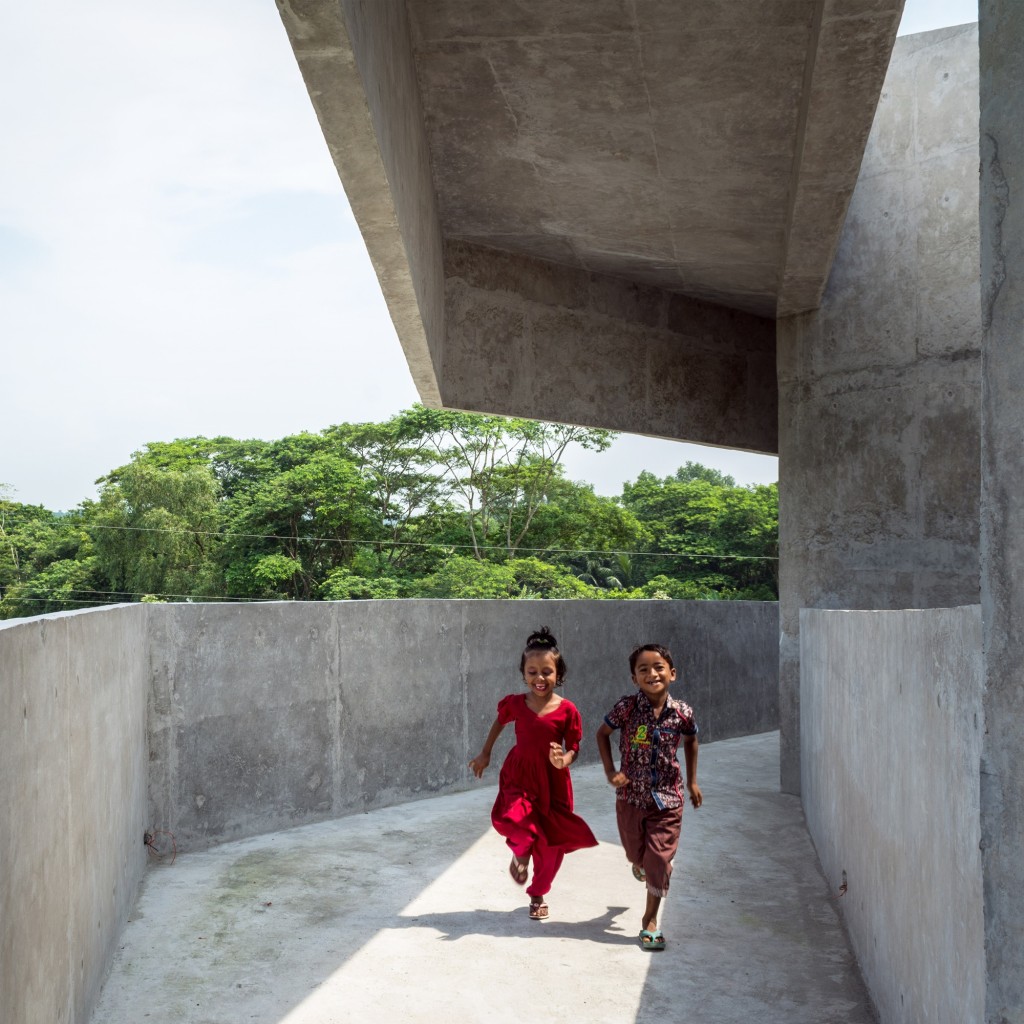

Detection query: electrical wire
(0, 515), (778, 562)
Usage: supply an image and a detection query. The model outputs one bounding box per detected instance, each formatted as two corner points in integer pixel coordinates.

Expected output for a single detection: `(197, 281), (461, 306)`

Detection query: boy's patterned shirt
(604, 692), (698, 810)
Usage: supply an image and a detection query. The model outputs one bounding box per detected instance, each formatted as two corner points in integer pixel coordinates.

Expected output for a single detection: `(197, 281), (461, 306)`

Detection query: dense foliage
(0, 407), (777, 618)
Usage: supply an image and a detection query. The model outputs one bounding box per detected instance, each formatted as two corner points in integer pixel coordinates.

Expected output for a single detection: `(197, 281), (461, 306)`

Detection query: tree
(411, 554), (595, 599)
(399, 406), (615, 559)
(621, 466), (778, 598)
(325, 416), (448, 572)
(0, 498), (106, 618)
(220, 434), (378, 599)
(92, 461), (223, 600)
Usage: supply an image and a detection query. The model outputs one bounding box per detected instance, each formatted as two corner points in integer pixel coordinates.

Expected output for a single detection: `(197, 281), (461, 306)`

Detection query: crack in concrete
(981, 132), (1009, 333)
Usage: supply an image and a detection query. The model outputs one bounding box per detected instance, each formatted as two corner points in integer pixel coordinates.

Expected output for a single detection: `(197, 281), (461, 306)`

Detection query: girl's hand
(469, 753), (490, 778)
(606, 770), (628, 789)
(548, 742), (572, 770)
(687, 781), (703, 808)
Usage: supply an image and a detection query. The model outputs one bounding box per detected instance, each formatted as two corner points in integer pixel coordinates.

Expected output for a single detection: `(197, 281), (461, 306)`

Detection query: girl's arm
(683, 733), (703, 807)
(549, 702), (582, 770)
(548, 742), (575, 769)
(469, 717), (505, 778)
(596, 722), (628, 788)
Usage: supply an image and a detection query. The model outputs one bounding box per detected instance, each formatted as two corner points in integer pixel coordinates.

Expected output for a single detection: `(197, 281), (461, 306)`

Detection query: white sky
(0, 0), (977, 510)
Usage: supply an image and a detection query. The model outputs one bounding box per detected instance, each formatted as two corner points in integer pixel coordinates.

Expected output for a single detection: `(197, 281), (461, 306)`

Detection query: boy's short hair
(629, 643), (675, 673)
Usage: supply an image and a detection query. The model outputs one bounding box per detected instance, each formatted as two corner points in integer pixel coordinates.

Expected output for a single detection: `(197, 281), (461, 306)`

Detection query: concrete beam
(777, 0), (905, 316)
(276, 0), (445, 404)
(441, 241), (777, 453)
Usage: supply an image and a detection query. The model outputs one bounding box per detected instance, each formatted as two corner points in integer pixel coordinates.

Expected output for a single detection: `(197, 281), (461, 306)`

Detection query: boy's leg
(642, 892), (662, 935)
(641, 805), (683, 899)
(615, 799), (648, 869)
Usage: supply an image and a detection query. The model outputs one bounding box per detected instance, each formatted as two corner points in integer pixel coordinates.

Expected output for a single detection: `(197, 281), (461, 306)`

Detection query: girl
(469, 626), (597, 920)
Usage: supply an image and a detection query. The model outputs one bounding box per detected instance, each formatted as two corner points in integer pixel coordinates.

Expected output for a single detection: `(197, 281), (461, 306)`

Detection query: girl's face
(522, 650), (559, 698)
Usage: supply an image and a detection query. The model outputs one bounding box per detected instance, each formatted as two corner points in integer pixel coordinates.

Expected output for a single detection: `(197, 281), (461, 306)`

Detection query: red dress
(491, 694), (598, 864)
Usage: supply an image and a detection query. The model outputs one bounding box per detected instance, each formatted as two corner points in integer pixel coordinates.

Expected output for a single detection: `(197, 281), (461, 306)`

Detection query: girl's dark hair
(629, 643), (675, 673)
(520, 626), (567, 684)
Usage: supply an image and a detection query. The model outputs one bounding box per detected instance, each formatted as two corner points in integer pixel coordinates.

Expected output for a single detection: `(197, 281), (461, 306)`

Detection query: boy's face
(631, 650), (676, 699)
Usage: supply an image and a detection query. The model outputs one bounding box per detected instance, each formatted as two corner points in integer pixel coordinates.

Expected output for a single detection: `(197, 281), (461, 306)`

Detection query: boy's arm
(596, 722), (628, 789)
(469, 717), (505, 778)
(683, 733), (702, 807)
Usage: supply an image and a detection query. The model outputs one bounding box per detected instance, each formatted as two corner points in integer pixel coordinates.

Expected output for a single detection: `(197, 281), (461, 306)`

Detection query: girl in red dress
(469, 627), (597, 920)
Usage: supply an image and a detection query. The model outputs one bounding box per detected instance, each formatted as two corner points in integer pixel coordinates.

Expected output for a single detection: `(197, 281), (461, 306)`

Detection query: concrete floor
(90, 732), (876, 1024)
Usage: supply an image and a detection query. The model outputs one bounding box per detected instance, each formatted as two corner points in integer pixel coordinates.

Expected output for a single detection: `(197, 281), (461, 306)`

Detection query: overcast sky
(0, 0), (977, 510)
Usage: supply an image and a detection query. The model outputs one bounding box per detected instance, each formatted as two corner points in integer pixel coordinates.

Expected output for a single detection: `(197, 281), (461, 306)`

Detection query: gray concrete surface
(801, 606), (984, 1024)
(278, 0), (901, 441)
(980, 3), (1024, 1020)
(89, 732), (877, 1024)
(1, 599), (776, 1024)
(148, 599), (778, 853)
(776, 24), (982, 794)
(442, 240), (778, 453)
(0, 607), (150, 1024)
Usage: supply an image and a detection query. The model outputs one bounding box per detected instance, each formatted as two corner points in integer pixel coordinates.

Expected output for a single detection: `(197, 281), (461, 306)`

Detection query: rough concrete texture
(148, 599), (778, 853)
(0, 607), (149, 1024)
(776, 24), (981, 793)
(980, 2), (1024, 1020)
(442, 240), (778, 453)
(407, 0), (900, 318)
(89, 732), (877, 1024)
(801, 606), (984, 1024)
(276, 0), (445, 405)
(278, 1), (901, 417)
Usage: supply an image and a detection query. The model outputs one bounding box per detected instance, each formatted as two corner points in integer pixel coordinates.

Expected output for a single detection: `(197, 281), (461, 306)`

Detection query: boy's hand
(469, 753), (490, 778)
(687, 781), (703, 808)
(606, 769), (628, 789)
(548, 742), (572, 770)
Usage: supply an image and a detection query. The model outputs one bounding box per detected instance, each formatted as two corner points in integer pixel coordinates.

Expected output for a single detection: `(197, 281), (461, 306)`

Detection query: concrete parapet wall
(800, 605), (984, 1024)
(0, 607), (149, 1024)
(148, 599), (779, 851)
(1, 598), (776, 1024)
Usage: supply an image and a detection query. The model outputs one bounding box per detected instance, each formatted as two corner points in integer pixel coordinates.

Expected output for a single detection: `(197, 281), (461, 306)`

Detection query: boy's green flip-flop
(639, 929), (665, 951)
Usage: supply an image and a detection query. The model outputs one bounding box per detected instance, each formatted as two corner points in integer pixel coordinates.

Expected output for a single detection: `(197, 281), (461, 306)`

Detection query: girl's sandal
(631, 863), (646, 882)
(529, 899), (549, 920)
(639, 929), (666, 951)
(509, 856), (528, 886)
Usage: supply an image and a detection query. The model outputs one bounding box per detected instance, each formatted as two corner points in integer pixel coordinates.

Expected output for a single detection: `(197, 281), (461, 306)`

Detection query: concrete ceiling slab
(278, 0), (904, 449)
(405, 0), (903, 318)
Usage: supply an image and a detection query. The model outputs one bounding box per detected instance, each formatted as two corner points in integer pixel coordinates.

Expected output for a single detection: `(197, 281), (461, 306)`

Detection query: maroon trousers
(615, 800), (683, 897)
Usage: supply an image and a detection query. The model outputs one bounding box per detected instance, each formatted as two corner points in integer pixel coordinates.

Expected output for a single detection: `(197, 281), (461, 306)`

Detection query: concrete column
(980, 2), (1024, 1020)
(777, 26), (981, 793)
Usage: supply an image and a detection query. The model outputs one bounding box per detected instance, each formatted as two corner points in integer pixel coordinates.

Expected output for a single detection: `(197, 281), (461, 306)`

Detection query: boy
(596, 642), (702, 951)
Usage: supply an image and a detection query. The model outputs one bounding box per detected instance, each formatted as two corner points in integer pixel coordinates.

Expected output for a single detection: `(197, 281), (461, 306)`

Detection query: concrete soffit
(277, 1), (904, 444)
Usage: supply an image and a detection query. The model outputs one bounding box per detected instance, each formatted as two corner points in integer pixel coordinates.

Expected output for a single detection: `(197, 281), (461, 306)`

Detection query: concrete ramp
(91, 733), (874, 1023)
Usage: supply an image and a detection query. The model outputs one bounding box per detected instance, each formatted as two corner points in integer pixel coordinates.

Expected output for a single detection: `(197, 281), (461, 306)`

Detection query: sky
(0, 0), (977, 510)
